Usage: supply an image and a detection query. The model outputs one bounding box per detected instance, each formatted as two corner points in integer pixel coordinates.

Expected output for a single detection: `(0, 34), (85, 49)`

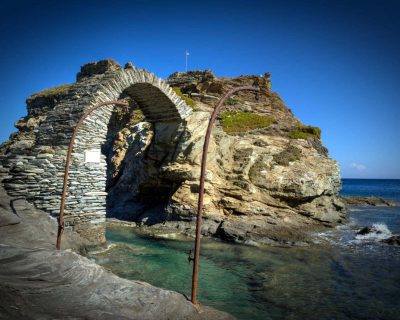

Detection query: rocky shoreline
(106, 217), (323, 247)
(105, 194), (398, 247)
(356, 224), (400, 246)
(0, 183), (233, 320)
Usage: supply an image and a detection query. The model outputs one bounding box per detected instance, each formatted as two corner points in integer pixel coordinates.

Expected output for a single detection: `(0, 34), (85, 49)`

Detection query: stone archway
(2, 60), (192, 244)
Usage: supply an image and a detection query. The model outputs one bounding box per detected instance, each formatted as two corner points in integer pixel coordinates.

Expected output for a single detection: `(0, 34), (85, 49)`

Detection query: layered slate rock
(0, 183), (233, 320)
(0, 59), (192, 243)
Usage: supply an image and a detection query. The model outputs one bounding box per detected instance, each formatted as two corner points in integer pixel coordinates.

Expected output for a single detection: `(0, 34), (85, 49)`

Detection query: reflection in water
(88, 207), (400, 320)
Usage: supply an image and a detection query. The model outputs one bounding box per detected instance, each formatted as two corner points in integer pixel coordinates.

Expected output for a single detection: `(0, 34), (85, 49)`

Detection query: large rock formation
(116, 71), (346, 244)
(0, 59), (346, 246)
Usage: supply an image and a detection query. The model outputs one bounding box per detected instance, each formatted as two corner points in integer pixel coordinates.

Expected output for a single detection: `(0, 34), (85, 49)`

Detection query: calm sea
(341, 178), (400, 201)
(89, 179), (400, 320)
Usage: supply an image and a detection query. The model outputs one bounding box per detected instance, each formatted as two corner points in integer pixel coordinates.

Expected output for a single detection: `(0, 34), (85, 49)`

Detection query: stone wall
(0, 60), (192, 243)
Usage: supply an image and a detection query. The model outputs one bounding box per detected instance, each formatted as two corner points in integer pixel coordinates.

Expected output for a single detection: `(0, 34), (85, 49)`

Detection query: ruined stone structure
(0, 60), (192, 242)
(0, 59), (346, 246)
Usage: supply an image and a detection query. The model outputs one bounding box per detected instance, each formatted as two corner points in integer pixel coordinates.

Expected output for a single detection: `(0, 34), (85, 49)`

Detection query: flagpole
(185, 50), (188, 72)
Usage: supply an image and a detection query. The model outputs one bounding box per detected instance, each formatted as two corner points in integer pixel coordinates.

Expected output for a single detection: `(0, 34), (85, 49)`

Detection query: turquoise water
(90, 180), (400, 320)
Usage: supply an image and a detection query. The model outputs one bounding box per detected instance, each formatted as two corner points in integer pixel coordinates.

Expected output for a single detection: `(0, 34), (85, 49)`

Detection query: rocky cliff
(0, 60), (346, 246)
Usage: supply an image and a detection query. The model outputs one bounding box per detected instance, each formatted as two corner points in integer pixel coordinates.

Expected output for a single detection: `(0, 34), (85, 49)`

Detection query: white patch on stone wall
(84, 149), (101, 163)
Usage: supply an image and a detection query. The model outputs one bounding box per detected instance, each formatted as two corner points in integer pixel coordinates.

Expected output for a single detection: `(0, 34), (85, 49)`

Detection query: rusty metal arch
(56, 100), (129, 250)
(190, 85), (260, 305)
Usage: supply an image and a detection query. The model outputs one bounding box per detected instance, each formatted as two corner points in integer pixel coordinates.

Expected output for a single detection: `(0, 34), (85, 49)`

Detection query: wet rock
(357, 226), (374, 235)
(382, 235), (400, 246)
(355, 223), (393, 242)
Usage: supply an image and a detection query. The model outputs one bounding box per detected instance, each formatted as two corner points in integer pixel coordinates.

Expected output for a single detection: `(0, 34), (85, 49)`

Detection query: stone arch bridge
(1, 60), (192, 243)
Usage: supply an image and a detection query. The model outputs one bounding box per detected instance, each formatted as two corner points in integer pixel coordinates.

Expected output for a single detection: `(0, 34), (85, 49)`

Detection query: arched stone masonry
(1, 60), (192, 243)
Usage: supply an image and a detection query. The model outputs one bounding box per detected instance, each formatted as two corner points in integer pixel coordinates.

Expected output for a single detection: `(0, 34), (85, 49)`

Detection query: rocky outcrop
(104, 68), (346, 245)
(158, 113), (345, 245)
(0, 59), (346, 246)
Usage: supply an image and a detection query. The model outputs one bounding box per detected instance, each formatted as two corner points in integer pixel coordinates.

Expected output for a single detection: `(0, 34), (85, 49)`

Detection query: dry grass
(34, 84), (73, 98)
(289, 125), (321, 140)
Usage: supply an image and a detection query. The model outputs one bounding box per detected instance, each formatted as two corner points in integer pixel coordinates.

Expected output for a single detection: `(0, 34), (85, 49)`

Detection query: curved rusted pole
(56, 100), (129, 250)
(191, 85), (259, 305)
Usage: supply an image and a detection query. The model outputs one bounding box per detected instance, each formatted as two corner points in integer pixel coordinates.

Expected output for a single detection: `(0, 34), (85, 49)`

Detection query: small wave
(313, 222), (395, 248)
(348, 208), (363, 212)
(355, 223), (392, 242)
(89, 243), (117, 255)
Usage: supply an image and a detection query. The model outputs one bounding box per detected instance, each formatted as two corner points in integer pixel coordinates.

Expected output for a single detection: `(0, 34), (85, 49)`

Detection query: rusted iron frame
(56, 100), (129, 250)
(191, 85), (260, 305)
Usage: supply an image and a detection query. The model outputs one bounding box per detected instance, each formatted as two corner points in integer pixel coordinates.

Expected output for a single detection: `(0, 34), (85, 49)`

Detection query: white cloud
(350, 162), (367, 171)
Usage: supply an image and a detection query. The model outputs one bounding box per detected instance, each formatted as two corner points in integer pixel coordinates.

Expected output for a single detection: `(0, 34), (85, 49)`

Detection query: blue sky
(0, 0), (399, 178)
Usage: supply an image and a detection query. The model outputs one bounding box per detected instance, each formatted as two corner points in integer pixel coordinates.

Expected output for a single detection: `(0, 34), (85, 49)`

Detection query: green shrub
(289, 125), (321, 140)
(220, 111), (274, 134)
(226, 97), (239, 105)
(172, 87), (197, 110)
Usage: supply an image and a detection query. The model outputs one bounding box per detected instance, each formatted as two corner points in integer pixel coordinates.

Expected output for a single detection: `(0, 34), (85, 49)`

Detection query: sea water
(89, 179), (400, 320)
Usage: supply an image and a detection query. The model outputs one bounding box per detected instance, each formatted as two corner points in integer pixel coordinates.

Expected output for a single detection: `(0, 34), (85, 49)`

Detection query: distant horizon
(342, 177), (400, 180)
(0, 0), (399, 179)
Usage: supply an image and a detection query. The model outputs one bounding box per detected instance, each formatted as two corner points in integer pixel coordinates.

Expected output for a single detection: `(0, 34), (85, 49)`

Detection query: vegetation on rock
(108, 106), (145, 136)
(172, 87), (197, 110)
(273, 145), (302, 166)
(289, 125), (321, 140)
(130, 109), (145, 125)
(248, 153), (269, 185)
(220, 111), (274, 134)
(226, 97), (239, 105)
(32, 84), (73, 98)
